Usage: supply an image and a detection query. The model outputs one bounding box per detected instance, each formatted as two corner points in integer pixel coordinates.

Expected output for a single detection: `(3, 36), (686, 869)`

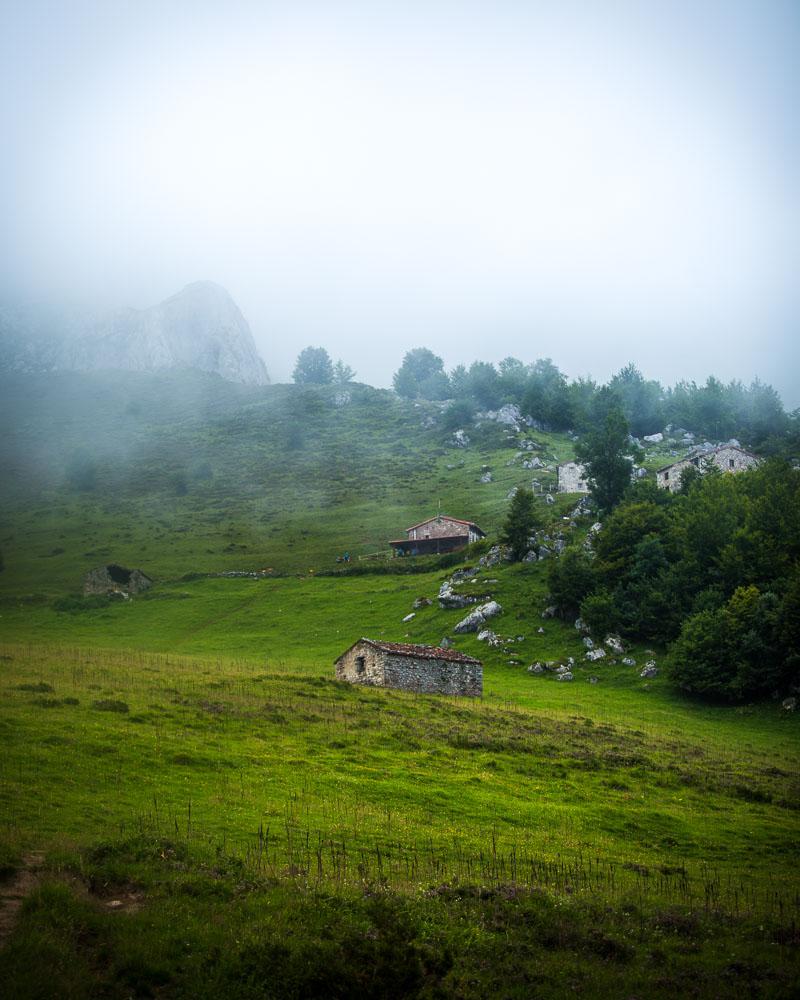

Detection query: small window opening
(729, 458), (735, 469)
(356, 656), (366, 674)
(664, 471), (669, 481)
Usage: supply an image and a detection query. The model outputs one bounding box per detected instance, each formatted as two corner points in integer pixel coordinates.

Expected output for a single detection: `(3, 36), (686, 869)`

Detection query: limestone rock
(585, 648), (606, 662)
(622, 657), (637, 667)
(556, 671), (574, 682)
(640, 663), (658, 679)
(605, 635), (625, 654)
(453, 600), (502, 634)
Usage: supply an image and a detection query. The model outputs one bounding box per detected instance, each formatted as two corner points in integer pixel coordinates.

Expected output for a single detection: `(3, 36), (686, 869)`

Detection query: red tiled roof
(335, 638), (482, 665)
(406, 515), (483, 533)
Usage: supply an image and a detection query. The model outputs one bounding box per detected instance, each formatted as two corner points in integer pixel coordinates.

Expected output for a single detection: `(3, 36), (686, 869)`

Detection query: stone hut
(557, 460), (590, 494)
(389, 515), (485, 557)
(334, 639), (483, 697)
(83, 564), (153, 596)
(656, 445), (760, 493)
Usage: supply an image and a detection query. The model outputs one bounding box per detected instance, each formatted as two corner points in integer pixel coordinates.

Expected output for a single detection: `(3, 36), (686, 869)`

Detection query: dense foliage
(500, 486), (540, 561)
(549, 460), (800, 701)
(293, 346), (334, 385)
(391, 352), (793, 449)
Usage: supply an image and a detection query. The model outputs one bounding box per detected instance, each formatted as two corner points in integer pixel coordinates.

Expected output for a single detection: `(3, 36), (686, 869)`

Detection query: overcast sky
(2, 0), (799, 404)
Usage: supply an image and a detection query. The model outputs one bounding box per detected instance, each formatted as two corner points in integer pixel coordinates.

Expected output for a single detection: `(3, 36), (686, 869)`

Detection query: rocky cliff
(0, 281), (269, 386)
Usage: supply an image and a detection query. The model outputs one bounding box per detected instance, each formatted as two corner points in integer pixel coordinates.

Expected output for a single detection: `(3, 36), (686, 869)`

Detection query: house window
(729, 458), (735, 469)
(664, 471), (669, 481)
(356, 656), (366, 674)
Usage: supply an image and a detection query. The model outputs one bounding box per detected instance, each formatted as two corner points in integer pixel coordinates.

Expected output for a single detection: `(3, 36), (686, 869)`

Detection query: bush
(580, 590), (620, 639)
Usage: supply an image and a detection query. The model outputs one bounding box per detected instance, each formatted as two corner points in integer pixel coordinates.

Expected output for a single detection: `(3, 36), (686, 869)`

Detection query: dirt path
(0, 852), (45, 948)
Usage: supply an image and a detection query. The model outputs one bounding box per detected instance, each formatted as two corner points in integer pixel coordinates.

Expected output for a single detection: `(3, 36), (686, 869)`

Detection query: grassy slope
(0, 371), (798, 997)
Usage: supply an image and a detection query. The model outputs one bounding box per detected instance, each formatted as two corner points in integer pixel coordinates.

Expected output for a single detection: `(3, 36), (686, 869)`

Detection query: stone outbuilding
(656, 445), (760, 492)
(389, 515), (485, 557)
(557, 460), (590, 494)
(83, 564), (152, 597)
(334, 638), (483, 696)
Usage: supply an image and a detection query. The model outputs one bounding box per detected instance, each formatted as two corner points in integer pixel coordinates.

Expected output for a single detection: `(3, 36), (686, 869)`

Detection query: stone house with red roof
(389, 515), (485, 557)
(334, 639), (483, 696)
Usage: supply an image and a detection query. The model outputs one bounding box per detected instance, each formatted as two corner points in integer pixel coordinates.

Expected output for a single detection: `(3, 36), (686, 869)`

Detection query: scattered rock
(574, 617), (588, 632)
(438, 581), (477, 610)
(402, 612), (415, 623)
(605, 635), (625, 654)
(412, 597), (432, 609)
(333, 391), (351, 407)
(781, 697), (796, 712)
(583, 636), (594, 649)
(537, 627), (545, 634)
(545, 494), (555, 505)
(476, 629), (498, 643)
(453, 600), (503, 634)
(450, 429), (470, 448)
(589, 676), (599, 684)
(528, 663), (545, 674)
(622, 657), (637, 667)
(556, 671), (574, 682)
(541, 606), (557, 619)
(585, 648), (606, 662)
(640, 663), (658, 679)
(523, 550), (538, 562)
(477, 545), (509, 569)
(479, 471), (493, 484)
(643, 432), (663, 443)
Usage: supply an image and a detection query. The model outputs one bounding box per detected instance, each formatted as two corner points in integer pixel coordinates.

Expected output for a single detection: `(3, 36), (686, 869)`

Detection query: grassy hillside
(1, 371), (798, 997)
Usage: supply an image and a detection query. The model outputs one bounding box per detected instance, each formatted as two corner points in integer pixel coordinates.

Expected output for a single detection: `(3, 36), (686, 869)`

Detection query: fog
(1, 0), (798, 404)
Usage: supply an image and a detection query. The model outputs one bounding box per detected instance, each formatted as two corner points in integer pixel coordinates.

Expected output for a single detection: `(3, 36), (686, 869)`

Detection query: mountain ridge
(0, 281), (270, 386)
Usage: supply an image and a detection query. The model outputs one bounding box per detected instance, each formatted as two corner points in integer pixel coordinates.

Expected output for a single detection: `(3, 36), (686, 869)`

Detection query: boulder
(402, 612), (415, 623)
(479, 471), (493, 484)
(781, 697), (797, 712)
(643, 432), (663, 444)
(583, 636), (594, 649)
(437, 582), (477, 610)
(450, 429), (470, 448)
(528, 663), (545, 674)
(589, 676), (599, 684)
(622, 657), (637, 667)
(453, 600), (502, 634)
(574, 617), (588, 632)
(523, 549), (538, 562)
(412, 596), (432, 609)
(477, 545), (509, 568)
(541, 606), (557, 619)
(476, 629), (498, 643)
(640, 663), (658, 679)
(585, 648), (606, 662)
(605, 635), (625, 655)
(545, 494), (555, 505)
(537, 626), (545, 634)
(556, 671), (574, 682)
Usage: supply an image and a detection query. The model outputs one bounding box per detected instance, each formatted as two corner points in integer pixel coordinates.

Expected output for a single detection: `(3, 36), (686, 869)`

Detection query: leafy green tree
(333, 360), (356, 384)
(500, 487), (540, 561)
(580, 589), (619, 639)
(393, 348), (448, 400)
(547, 547), (596, 618)
(293, 347), (334, 385)
(574, 390), (637, 514)
(609, 363), (664, 437)
(441, 398), (475, 431)
(593, 501), (672, 582)
(465, 361), (500, 409)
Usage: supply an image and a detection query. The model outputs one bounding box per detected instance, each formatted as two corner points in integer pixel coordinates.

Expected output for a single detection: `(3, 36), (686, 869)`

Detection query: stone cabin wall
(657, 447), (760, 492)
(335, 643), (483, 697)
(558, 462), (590, 494)
(335, 644), (385, 687)
(382, 654), (483, 697)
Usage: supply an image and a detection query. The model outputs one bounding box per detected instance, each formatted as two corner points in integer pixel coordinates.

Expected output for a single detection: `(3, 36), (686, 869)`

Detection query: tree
(333, 360), (356, 384)
(609, 363), (664, 437)
(547, 547), (596, 617)
(500, 487), (540, 561)
(393, 348), (449, 400)
(574, 390), (637, 514)
(293, 347), (334, 385)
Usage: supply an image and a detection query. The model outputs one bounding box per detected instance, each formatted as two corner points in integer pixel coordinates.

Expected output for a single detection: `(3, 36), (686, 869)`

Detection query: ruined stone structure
(557, 461), (590, 494)
(389, 516), (485, 557)
(83, 564), (153, 596)
(335, 639), (483, 696)
(656, 445), (760, 493)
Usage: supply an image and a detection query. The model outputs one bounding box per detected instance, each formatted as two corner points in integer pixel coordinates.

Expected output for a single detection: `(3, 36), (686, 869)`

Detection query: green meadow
(0, 373), (798, 997)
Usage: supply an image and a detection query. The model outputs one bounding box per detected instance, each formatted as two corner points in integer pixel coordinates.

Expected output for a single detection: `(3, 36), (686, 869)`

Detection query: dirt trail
(0, 852), (45, 948)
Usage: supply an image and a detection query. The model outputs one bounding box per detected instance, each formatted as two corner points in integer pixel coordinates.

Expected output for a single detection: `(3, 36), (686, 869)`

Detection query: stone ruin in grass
(83, 564), (152, 597)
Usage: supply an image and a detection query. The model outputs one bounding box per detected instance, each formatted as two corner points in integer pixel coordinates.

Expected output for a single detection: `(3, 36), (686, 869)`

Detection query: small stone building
(83, 564), (153, 596)
(335, 639), (483, 697)
(656, 445), (760, 493)
(557, 460), (590, 494)
(389, 515), (485, 557)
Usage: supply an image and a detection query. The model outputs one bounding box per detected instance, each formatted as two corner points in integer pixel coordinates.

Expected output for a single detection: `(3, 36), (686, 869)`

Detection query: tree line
(546, 460), (800, 702)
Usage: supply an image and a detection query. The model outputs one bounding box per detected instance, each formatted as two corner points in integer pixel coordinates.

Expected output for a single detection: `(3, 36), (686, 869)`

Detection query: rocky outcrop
(453, 601), (502, 634)
(0, 282), (269, 386)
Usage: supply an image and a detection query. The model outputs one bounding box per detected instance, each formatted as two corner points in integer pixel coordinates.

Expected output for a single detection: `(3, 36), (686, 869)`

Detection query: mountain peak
(0, 283), (270, 386)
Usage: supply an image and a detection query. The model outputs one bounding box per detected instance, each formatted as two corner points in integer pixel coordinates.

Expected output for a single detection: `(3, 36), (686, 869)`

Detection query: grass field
(1, 372), (799, 997)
